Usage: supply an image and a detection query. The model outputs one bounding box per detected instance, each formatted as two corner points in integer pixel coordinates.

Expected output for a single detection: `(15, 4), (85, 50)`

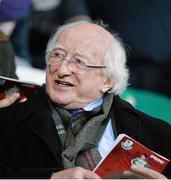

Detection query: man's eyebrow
(53, 47), (90, 62)
(75, 53), (87, 59)
(53, 47), (66, 52)
(74, 53), (91, 62)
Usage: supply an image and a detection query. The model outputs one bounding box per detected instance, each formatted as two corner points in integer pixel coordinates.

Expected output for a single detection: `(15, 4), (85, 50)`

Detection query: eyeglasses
(48, 50), (106, 74)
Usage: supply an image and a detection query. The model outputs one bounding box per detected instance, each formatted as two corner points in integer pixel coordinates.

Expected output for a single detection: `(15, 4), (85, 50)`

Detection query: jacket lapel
(112, 96), (142, 141)
(16, 87), (62, 165)
(26, 109), (62, 164)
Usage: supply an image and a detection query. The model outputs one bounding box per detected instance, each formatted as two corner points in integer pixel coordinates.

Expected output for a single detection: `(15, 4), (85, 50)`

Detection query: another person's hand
(50, 167), (101, 179)
(0, 93), (21, 108)
(130, 164), (167, 179)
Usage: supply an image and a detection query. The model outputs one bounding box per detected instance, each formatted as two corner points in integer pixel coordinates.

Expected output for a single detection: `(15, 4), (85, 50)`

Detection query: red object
(94, 134), (170, 178)
(0, 76), (40, 102)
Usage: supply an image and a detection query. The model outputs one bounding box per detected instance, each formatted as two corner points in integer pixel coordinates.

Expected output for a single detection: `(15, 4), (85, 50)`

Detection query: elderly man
(0, 21), (170, 179)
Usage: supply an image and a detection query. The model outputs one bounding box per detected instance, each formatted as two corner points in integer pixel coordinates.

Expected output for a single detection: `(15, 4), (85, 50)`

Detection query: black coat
(0, 87), (170, 178)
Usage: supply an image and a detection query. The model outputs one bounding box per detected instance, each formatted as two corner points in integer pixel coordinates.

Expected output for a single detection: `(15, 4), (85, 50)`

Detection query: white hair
(45, 20), (129, 95)
(104, 33), (129, 94)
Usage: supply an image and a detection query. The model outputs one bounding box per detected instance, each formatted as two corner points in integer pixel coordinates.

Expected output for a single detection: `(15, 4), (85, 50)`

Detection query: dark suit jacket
(0, 87), (170, 178)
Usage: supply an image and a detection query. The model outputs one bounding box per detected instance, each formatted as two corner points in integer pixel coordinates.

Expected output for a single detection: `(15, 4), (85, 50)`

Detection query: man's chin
(50, 95), (73, 107)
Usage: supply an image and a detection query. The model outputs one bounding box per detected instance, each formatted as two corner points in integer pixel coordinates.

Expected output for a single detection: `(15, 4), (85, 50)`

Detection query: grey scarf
(50, 93), (114, 170)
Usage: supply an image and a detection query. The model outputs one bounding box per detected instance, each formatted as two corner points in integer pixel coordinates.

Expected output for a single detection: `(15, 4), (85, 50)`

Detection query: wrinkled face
(46, 24), (113, 109)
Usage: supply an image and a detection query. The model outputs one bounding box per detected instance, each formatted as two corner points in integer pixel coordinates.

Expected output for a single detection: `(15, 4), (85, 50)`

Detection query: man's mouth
(55, 80), (74, 87)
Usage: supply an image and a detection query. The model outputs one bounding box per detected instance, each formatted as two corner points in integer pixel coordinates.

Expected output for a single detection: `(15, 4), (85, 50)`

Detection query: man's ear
(101, 78), (114, 93)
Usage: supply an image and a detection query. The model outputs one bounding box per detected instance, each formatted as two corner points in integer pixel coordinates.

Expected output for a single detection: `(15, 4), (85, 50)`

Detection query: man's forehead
(59, 23), (112, 40)
(56, 23), (113, 53)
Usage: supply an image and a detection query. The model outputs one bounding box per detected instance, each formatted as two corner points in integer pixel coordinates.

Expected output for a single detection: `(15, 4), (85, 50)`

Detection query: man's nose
(57, 59), (72, 76)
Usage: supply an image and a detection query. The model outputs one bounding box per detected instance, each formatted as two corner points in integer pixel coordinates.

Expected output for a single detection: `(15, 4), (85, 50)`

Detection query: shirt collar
(83, 95), (103, 111)
(69, 96), (103, 115)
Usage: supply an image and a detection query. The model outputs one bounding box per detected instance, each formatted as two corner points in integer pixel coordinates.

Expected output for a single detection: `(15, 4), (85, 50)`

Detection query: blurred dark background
(7, 0), (171, 97)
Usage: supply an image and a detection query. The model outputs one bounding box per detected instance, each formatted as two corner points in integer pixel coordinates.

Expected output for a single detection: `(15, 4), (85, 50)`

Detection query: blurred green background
(120, 88), (171, 124)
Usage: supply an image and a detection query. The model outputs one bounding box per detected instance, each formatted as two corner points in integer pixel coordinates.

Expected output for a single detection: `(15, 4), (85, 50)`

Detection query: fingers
(122, 170), (144, 179)
(131, 165), (167, 179)
(83, 169), (101, 179)
(19, 97), (27, 103)
(0, 93), (20, 108)
(50, 167), (101, 179)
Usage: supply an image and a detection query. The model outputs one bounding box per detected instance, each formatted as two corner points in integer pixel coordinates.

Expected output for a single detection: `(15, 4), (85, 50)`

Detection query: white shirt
(97, 119), (115, 158)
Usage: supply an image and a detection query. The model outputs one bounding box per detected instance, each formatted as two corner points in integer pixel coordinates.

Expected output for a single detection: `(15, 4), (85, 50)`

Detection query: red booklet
(94, 134), (170, 178)
(0, 75), (40, 101)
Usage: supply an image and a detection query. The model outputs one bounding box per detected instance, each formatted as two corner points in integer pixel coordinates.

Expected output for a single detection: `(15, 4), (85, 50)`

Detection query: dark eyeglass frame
(84, 64), (106, 69)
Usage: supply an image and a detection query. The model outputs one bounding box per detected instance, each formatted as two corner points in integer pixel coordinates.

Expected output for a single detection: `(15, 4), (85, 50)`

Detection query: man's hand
(50, 167), (101, 179)
(0, 93), (21, 108)
(130, 164), (167, 179)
